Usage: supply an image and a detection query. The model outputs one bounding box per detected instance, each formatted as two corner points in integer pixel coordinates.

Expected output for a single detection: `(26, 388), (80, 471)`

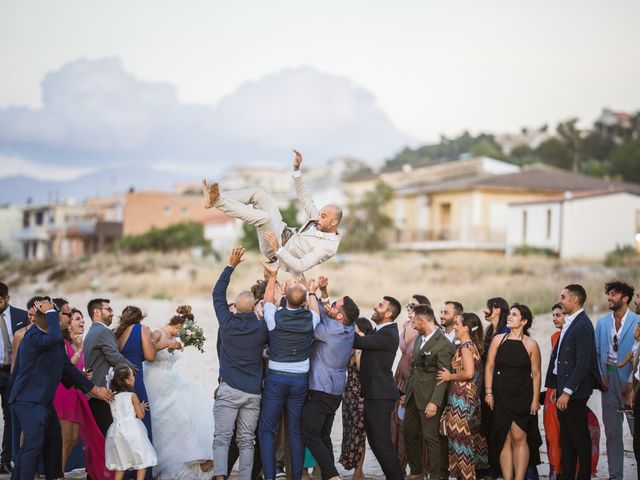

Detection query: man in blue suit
(0, 282), (27, 473)
(9, 297), (113, 480)
(545, 284), (603, 480)
(594, 280), (638, 480)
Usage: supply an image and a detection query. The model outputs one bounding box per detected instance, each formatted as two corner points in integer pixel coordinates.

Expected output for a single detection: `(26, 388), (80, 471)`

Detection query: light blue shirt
(308, 308), (355, 395)
(264, 302), (320, 373)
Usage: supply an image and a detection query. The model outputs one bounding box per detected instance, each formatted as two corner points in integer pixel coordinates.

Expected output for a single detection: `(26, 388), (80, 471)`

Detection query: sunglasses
(613, 334), (618, 353)
(406, 303), (429, 309)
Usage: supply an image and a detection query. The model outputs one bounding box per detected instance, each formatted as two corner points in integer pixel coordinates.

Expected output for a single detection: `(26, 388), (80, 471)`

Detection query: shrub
(604, 244), (639, 267)
(113, 222), (213, 254)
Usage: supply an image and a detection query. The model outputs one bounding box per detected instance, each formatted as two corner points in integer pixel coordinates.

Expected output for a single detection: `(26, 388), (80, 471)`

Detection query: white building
(507, 190), (640, 259)
(0, 205), (23, 259)
(202, 215), (243, 255)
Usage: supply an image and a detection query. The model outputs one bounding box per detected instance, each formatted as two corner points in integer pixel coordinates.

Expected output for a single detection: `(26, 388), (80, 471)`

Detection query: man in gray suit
(202, 150), (342, 276)
(84, 297), (134, 435)
(404, 304), (455, 480)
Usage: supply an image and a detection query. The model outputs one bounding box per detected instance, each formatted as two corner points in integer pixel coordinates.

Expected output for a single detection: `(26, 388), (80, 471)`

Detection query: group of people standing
(0, 265), (639, 479)
(212, 253), (640, 480)
(0, 281), (216, 479)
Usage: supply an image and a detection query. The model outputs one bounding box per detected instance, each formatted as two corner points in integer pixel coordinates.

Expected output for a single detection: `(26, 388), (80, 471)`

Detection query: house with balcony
(345, 157), (640, 252)
(13, 197), (124, 260)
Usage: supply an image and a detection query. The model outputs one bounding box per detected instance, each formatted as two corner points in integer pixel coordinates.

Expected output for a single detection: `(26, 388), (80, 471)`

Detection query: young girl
(105, 366), (158, 480)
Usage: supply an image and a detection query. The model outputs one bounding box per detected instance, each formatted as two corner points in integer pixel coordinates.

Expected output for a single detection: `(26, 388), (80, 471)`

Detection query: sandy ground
(1, 286), (637, 479)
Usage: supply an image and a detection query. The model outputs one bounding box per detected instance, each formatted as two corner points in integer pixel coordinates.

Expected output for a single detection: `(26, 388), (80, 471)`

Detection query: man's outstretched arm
(292, 150), (319, 219)
(213, 247), (245, 324)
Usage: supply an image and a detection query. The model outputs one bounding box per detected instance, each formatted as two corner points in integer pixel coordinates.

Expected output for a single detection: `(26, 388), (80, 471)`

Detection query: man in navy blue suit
(9, 297), (113, 480)
(545, 284), (603, 480)
(0, 282), (28, 473)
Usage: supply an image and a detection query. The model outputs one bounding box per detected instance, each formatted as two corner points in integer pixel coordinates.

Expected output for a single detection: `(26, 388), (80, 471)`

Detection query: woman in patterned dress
(437, 312), (488, 480)
(339, 317), (373, 480)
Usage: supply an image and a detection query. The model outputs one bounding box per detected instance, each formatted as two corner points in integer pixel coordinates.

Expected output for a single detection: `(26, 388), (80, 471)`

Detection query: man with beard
(302, 276), (359, 480)
(439, 301), (462, 343)
(353, 296), (403, 480)
(545, 284), (603, 480)
(10, 297), (112, 480)
(84, 298), (135, 435)
(594, 281), (638, 480)
(404, 305), (455, 480)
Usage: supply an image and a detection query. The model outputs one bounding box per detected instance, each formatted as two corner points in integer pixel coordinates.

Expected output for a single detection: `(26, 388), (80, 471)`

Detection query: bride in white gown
(144, 306), (214, 480)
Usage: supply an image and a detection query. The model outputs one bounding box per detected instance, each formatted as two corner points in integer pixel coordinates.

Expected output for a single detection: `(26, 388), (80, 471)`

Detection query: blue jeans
(258, 371), (308, 480)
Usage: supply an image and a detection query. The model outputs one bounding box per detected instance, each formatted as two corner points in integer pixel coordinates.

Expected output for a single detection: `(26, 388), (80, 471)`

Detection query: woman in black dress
(484, 304), (542, 480)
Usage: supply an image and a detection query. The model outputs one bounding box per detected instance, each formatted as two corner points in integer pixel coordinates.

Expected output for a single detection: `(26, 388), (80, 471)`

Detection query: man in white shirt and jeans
(594, 281), (639, 480)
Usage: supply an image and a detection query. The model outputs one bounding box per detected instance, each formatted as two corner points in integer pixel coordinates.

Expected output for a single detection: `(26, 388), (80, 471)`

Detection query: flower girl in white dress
(105, 366), (158, 480)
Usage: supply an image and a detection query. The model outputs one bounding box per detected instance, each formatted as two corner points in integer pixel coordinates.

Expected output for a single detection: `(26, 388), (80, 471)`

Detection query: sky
(0, 0), (639, 182)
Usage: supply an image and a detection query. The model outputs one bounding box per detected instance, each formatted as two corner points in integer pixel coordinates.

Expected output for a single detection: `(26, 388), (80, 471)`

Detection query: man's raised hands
(293, 149), (303, 171)
(228, 246), (245, 268)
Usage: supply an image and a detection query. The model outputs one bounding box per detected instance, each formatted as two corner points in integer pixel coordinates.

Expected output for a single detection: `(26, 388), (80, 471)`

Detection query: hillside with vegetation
(383, 112), (640, 183)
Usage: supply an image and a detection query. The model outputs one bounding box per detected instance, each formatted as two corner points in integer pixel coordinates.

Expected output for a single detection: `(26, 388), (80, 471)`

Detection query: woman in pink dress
(390, 294), (429, 468)
(53, 308), (113, 479)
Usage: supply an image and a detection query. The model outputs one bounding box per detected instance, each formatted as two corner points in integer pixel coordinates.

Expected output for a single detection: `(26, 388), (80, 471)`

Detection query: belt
(268, 368), (307, 378)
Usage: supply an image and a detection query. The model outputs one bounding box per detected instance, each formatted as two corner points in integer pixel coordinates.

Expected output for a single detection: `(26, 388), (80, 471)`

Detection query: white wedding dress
(144, 348), (215, 480)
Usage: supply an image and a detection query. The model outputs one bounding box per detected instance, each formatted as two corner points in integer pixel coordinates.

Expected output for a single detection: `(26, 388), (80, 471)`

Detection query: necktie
(0, 313), (11, 365)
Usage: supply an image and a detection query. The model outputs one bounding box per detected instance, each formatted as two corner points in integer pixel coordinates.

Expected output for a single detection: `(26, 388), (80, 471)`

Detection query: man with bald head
(203, 149), (342, 276)
(212, 247), (269, 480)
(258, 265), (321, 480)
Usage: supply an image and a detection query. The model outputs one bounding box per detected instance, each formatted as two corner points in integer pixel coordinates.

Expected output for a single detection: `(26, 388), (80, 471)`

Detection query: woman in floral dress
(436, 312), (488, 480)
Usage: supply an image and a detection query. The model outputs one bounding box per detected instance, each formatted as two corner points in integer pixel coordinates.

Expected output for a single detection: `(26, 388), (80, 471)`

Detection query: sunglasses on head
(406, 303), (429, 309)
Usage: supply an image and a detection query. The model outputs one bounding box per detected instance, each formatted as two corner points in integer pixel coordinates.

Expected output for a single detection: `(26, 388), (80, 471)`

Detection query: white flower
(186, 329), (193, 335)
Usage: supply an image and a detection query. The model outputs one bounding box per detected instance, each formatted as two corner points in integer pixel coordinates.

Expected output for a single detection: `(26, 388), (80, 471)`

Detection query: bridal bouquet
(178, 318), (206, 353)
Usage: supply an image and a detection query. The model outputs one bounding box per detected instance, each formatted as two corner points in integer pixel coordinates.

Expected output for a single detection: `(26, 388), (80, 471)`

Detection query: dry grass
(4, 250), (639, 315)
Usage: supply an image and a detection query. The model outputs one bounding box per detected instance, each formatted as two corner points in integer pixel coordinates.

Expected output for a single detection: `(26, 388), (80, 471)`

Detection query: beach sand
(1, 283), (637, 478)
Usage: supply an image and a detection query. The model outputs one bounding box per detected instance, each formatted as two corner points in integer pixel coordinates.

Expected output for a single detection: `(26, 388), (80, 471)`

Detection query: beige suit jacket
(277, 173), (342, 276)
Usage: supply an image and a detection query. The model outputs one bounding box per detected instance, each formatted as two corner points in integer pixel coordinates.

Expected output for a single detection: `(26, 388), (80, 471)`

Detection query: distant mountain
(0, 167), (195, 205)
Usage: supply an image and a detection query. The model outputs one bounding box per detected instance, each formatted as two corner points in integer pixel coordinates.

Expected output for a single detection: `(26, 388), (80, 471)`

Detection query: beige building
(345, 158), (640, 252)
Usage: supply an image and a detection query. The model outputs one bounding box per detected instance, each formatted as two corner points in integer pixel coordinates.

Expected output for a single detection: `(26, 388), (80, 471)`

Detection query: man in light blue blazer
(595, 280), (639, 480)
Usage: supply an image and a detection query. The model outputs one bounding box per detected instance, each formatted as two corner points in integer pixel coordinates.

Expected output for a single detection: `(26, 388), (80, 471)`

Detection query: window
(163, 206), (172, 216)
(35, 211), (44, 226)
(546, 209), (552, 240)
(522, 210), (528, 243)
(181, 207), (188, 216)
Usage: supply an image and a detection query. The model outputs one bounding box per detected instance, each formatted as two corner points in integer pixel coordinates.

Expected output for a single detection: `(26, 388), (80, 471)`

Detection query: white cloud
(0, 58), (412, 178)
(0, 154), (95, 180)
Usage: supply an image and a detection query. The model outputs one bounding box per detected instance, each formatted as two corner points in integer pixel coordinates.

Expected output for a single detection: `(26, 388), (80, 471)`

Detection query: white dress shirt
(420, 329), (437, 350)
(375, 321), (396, 332)
(553, 307), (584, 395)
(608, 309), (628, 364)
(0, 307), (15, 365)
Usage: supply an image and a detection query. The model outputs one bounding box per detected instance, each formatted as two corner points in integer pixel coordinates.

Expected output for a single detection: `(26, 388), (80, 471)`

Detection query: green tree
(240, 200), (300, 251)
(608, 138), (640, 183)
(340, 181), (394, 252)
(534, 138), (572, 170)
(556, 119), (583, 172)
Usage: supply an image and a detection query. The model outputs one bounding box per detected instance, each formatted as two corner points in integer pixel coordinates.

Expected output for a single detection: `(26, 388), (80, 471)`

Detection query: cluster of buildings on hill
(1, 125), (639, 262)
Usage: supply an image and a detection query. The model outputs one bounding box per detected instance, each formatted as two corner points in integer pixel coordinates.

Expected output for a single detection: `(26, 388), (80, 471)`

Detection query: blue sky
(0, 0), (639, 180)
